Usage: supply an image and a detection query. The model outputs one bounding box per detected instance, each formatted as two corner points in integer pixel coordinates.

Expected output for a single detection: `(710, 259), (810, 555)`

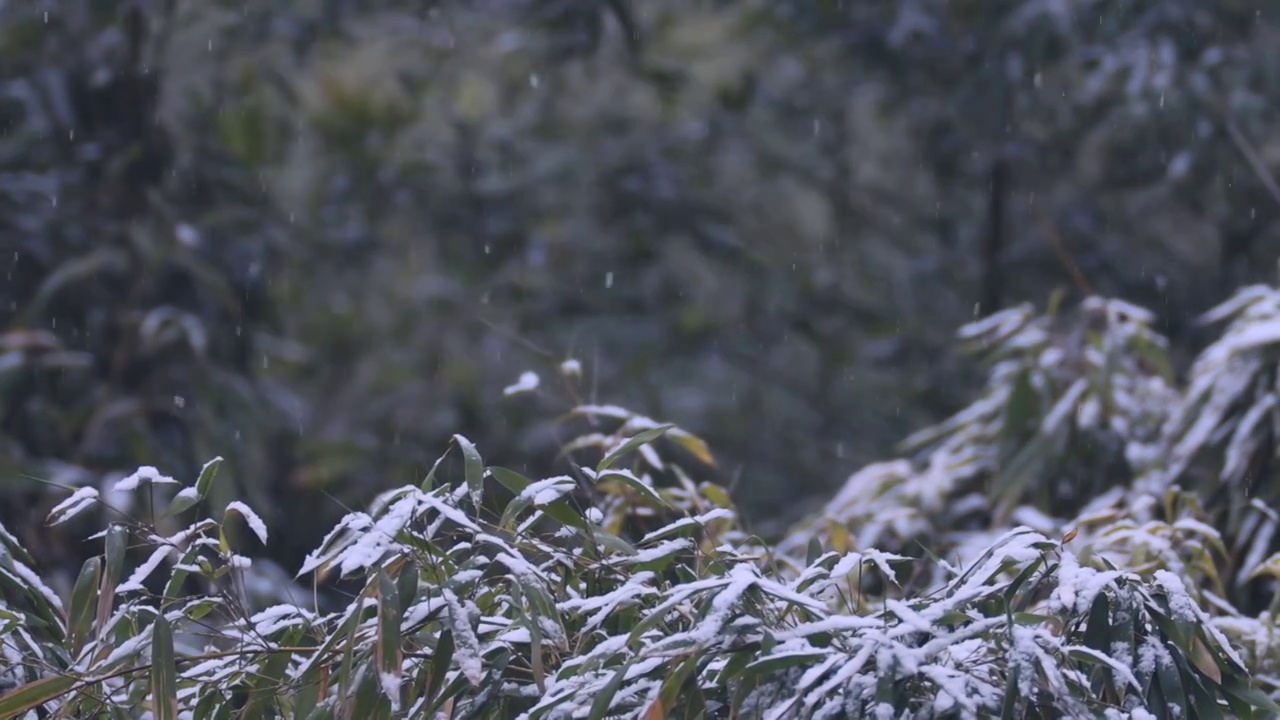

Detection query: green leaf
(162, 490), (199, 519)
(162, 547), (199, 610)
(420, 446), (451, 492)
(806, 537), (823, 567)
(489, 465), (533, 494)
(498, 492), (535, 531)
(295, 588), (369, 706)
(593, 529), (638, 557)
(194, 456), (223, 502)
(67, 557), (100, 657)
(1011, 612), (1055, 626)
(351, 661), (386, 719)
(150, 614), (177, 720)
(0, 674), (78, 717)
(1083, 592), (1111, 652)
(0, 608), (20, 636)
(740, 650), (826, 683)
(195, 687), (230, 720)
(245, 627), (304, 717)
(304, 706), (336, 720)
(598, 425), (673, 472)
(396, 562), (419, 614)
(597, 470), (671, 509)
(492, 466), (588, 533)
(97, 524), (129, 637)
(714, 646), (757, 685)
(654, 653), (703, 716)
(454, 434), (485, 510)
(424, 629), (455, 710)
(1148, 640), (1185, 715)
(1002, 555), (1046, 614)
(1000, 662), (1020, 720)
(377, 569), (404, 709)
(1222, 675), (1280, 716)
(589, 656), (637, 720)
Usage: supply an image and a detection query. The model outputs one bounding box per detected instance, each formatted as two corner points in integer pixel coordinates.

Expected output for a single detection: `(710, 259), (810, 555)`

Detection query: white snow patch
(46, 486), (100, 526)
(503, 371), (540, 396)
(225, 501), (269, 544)
(113, 466), (179, 492)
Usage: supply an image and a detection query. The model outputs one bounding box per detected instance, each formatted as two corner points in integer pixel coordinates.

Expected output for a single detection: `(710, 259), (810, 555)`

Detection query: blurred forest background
(4, 0), (1280, 577)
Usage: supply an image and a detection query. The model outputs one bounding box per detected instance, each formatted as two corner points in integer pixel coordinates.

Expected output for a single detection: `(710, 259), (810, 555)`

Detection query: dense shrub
(7, 289), (1280, 717)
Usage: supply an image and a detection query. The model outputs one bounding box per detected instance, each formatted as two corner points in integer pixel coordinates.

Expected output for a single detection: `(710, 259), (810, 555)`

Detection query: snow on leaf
(443, 588), (484, 685)
(3, 558), (64, 614)
(84, 623), (154, 673)
(1198, 285), (1274, 325)
(559, 572), (658, 633)
(517, 476), (575, 506)
(379, 671), (403, 711)
(46, 486), (99, 526)
(956, 304), (1034, 343)
(117, 545), (176, 593)
(336, 492), (417, 577)
(224, 501), (268, 545)
(1065, 645), (1142, 691)
(503, 371), (540, 396)
(619, 538), (691, 566)
(638, 508), (735, 544)
(571, 404), (636, 420)
(113, 466), (180, 492)
(1221, 393), (1275, 482)
(559, 358), (582, 378)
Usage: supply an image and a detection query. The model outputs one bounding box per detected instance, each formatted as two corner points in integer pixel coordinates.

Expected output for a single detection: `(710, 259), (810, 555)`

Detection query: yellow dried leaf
(670, 432), (716, 467)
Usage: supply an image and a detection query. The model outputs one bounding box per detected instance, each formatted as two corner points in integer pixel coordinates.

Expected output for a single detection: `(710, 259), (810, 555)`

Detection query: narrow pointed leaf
(598, 425), (673, 471)
(194, 456), (223, 502)
(150, 614), (177, 720)
(453, 435), (485, 510)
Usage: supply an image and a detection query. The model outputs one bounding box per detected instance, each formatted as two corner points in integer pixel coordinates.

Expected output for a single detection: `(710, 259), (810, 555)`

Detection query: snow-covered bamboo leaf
(443, 588), (484, 686)
(224, 501), (268, 545)
(117, 545), (175, 593)
(587, 655), (638, 720)
(46, 486), (99, 527)
(194, 456), (222, 501)
(159, 488), (198, 521)
(454, 434), (486, 510)
(113, 466), (180, 492)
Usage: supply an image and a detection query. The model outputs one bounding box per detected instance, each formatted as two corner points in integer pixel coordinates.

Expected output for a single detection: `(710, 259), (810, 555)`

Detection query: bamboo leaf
(377, 569), (404, 710)
(150, 614), (177, 720)
(67, 557), (100, 657)
(598, 425), (673, 472)
(194, 456), (223, 502)
(0, 675), (78, 717)
(454, 434), (485, 510)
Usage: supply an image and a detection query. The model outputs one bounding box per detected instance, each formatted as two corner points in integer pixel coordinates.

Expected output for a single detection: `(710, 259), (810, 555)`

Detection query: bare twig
(1032, 203), (1094, 298)
(1222, 111), (1280, 211)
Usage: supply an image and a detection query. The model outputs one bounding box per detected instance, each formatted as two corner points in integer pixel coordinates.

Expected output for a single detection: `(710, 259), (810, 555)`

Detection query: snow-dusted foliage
(6, 294), (1280, 717)
(782, 297), (1179, 566)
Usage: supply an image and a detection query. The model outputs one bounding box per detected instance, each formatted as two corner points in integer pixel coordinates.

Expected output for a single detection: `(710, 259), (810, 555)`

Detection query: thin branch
(1223, 112), (1280, 211)
(1032, 204), (1094, 298)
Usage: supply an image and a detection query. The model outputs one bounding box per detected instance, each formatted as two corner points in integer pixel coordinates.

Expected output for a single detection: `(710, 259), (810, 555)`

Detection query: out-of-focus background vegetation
(4, 0), (1280, 575)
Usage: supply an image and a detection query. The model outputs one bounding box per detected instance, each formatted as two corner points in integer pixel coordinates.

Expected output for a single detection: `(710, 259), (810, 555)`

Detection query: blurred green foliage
(6, 0), (1280, 578)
